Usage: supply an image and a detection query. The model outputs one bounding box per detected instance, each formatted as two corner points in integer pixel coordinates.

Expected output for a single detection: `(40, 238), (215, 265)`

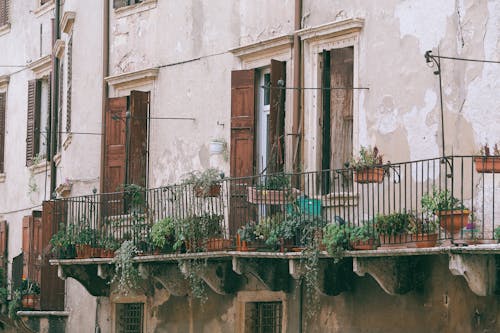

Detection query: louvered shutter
(26, 80), (41, 166)
(128, 91), (148, 188)
(22, 215), (33, 280)
(0, 92), (5, 173)
(0, 220), (7, 269)
(0, 0), (8, 26)
(66, 36), (72, 132)
(269, 60), (286, 173)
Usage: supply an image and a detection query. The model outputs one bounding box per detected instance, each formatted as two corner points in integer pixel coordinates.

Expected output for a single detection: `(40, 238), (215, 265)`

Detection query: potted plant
(111, 240), (141, 295)
(350, 221), (377, 250)
(236, 221), (258, 251)
(475, 143), (500, 173)
(322, 223), (350, 259)
(421, 188), (469, 235)
(407, 216), (439, 248)
(75, 225), (96, 259)
(50, 224), (76, 259)
(151, 217), (176, 253)
(100, 235), (120, 258)
(20, 278), (40, 309)
(247, 173), (299, 205)
(183, 168), (223, 198)
(350, 146), (385, 183)
(375, 212), (411, 248)
(201, 214), (231, 251)
(494, 226), (500, 243)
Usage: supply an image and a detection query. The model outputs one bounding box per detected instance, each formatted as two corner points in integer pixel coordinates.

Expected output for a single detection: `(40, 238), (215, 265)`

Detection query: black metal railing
(52, 155), (500, 255)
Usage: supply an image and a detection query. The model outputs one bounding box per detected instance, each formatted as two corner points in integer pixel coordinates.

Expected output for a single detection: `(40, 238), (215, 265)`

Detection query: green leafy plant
(322, 223), (350, 259)
(479, 143), (500, 156)
(74, 226), (97, 246)
(8, 290), (21, 318)
(408, 216), (438, 235)
(111, 240), (141, 295)
(375, 212), (411, 236)
(100, 235), (120, 252)
(350, 221), (377, 243)
(237, 221), (258, 242)
(179, 259), (208, 304)
(494, 226), (500, 241)
(350, 146), (383, 170)
(256, 173), (290, 190)
(151, 217), (175, 251)
(421, 188), (466, 216)
(183, 168), (223, 196)
(173, 214), (224, 252)
(50, 224), (77, 258)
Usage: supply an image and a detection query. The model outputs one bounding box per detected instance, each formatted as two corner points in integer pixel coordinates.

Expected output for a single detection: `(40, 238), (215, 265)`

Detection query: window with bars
(116, 303), (144, 333)
(245, 301), (282, 333)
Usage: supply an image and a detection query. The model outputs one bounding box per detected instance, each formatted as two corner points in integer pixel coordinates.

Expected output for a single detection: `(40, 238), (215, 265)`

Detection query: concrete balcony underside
(51, 245), (500, 298)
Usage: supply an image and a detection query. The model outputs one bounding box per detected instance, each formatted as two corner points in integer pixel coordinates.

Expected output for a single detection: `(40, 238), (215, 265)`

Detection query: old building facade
(0, 0), (499, 332)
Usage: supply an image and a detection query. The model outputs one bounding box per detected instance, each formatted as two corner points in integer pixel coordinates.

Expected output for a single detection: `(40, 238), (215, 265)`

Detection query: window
(245, 301), (283, 333)
(0, 91), (5, 173)
(26, 78), (50, 166)
(0, 0), (9, 27)
(66, 36), (72, 133)
(113, 0), (143, 9)
(116, 303), (144, 333)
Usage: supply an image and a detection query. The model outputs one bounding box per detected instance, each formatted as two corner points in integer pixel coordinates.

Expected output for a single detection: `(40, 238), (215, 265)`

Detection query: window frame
(236, 291), (287, 333)
(111, 296), (147, 333)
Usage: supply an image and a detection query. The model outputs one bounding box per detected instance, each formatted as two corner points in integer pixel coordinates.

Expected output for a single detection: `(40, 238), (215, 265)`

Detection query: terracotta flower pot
(205, 238), (232, 251)
(246, 187), (299, 205)
(101, 249), (115, 258)
(76, 244), (92, 259)
(354, 167), (385, 184)
(474, 156), (500, 173)
(21, 294), (40, 309)
(194, 184), (221, 197)
(378, 233), (408, 249)
(407, 233), (438, 248)
(351, 239), (376, 250)
(436, 209), (469, 234)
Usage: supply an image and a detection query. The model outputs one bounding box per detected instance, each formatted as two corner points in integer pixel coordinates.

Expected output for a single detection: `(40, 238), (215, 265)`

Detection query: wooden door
(104, 97), (128, 214)
(128, 91), (149, 188)
(230, 70), (255, 234)
(22, 215), (33, 280)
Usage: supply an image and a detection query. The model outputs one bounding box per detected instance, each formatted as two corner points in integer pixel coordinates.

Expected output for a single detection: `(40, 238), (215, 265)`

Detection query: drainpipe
(100, 1), (110, 193)
(50, 0), (61, 197)
(292, 0), (302, 173)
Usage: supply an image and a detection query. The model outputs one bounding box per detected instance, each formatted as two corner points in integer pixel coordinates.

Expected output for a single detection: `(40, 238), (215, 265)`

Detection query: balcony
(49, 155), (500, 298)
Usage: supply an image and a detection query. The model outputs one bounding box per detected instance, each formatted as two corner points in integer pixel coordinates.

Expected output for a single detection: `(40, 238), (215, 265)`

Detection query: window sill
(29, 160), (49, 175)
(63, 133), (73, 151)
(114, 0), (157, 19)
(0, 173), (5, 183)
(33, 0), (55, 17)
(0, 24), (11, 37)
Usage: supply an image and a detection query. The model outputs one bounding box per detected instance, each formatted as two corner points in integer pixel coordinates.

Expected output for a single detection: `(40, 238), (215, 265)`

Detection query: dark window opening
(116, 303), (144, 333)
(245, 301), (282, 333)
(113, 0), (143, 9)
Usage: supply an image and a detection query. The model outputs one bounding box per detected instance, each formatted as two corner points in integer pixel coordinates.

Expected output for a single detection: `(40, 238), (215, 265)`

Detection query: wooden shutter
(0, 92), (5, 173)
(0, 220), (7, 269)
(0, 0), (8, 26)
(269, 60), (286, 173)
(66, 36), (72, 132)
(22, 215), (33, 280)
(104, 97), (127, 194)
(26, 80), (41, 166)
(40, 201), (65, 310)
(32, 211), (43, 284)
(330, 47), (353, 170)
(230, 70), (255, 178)
(128, 91), (149, 187)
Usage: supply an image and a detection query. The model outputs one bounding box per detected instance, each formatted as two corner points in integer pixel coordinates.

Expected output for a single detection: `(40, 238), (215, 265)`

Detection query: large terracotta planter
(247, 187), (299, 205)
(205, 238), (232, 251)
(21, 294), (40, 309)
(354, 167), (385, 184)
(474, 157), (500, 173)
(351, 239), (376, 250)
(378, 233), (408, 249)
(437, 209), (469, 234)
(407, 233), (438, 248)
(76, 244), (92, 259)
(194, 184), (221, 197)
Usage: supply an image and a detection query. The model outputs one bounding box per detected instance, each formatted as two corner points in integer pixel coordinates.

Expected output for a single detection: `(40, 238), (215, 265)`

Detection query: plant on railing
(475, 143), (500, 173)
(75, 225), (98, 258)
(99, 235), (120, 258)
(421, 188), (469, 235)
(322, 223), (350, 260)
(349, 146), (386, 183)
(258, 173), (290, 190)
(183, 168), (223, 197)
(50, 224), (76, 259)
(121, 183), (147, 213)
(173, 214), (226, 252)
(407, 215), (439, 248)
(350, 221), (378, 250)
(248, 173), (299, 205)
(179, 259), (208, 304)
(375, 212), (411, 247)
(111, 240), (141, 295)
(151, 217), (176, 253)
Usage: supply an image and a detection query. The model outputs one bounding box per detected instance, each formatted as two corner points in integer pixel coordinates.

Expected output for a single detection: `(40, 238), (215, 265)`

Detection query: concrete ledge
(17, 311), (69, 317)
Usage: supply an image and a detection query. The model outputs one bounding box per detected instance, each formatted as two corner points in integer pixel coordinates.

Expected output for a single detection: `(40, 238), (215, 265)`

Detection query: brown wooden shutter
(0, 220), (7, 269)
(230, 70), (255, 178)
(22, 215), (33, 280)
(104, 97), (128, 194)
(32, 211), (43, 284)
(0, 0), (8, 26)
(128, 91), (149, 187)
(269, 60), (286, 173)
(40, 201), (65, 310)
(0, 92), (5, 173)
(330, 48), (353, 170)
(26, 80), (41, 166)
(66, 36), (72, 132)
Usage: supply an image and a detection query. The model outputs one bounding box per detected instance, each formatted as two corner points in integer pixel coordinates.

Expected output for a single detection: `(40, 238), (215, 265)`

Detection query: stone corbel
(183, 260), (242, 295)
(233, 257), (290, 292)
(97, 264), (112, 279)
(289, 259), (354, 296)
(152, 264), (189, 297)
(449, 254), (496, 296)
(57, 265), (110, 296)
(353, 257), (421, 295)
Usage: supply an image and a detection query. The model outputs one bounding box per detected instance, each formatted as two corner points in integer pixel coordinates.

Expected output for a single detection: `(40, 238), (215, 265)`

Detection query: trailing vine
(111, 240), (141, 295)
(179, 259), (208, 305)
